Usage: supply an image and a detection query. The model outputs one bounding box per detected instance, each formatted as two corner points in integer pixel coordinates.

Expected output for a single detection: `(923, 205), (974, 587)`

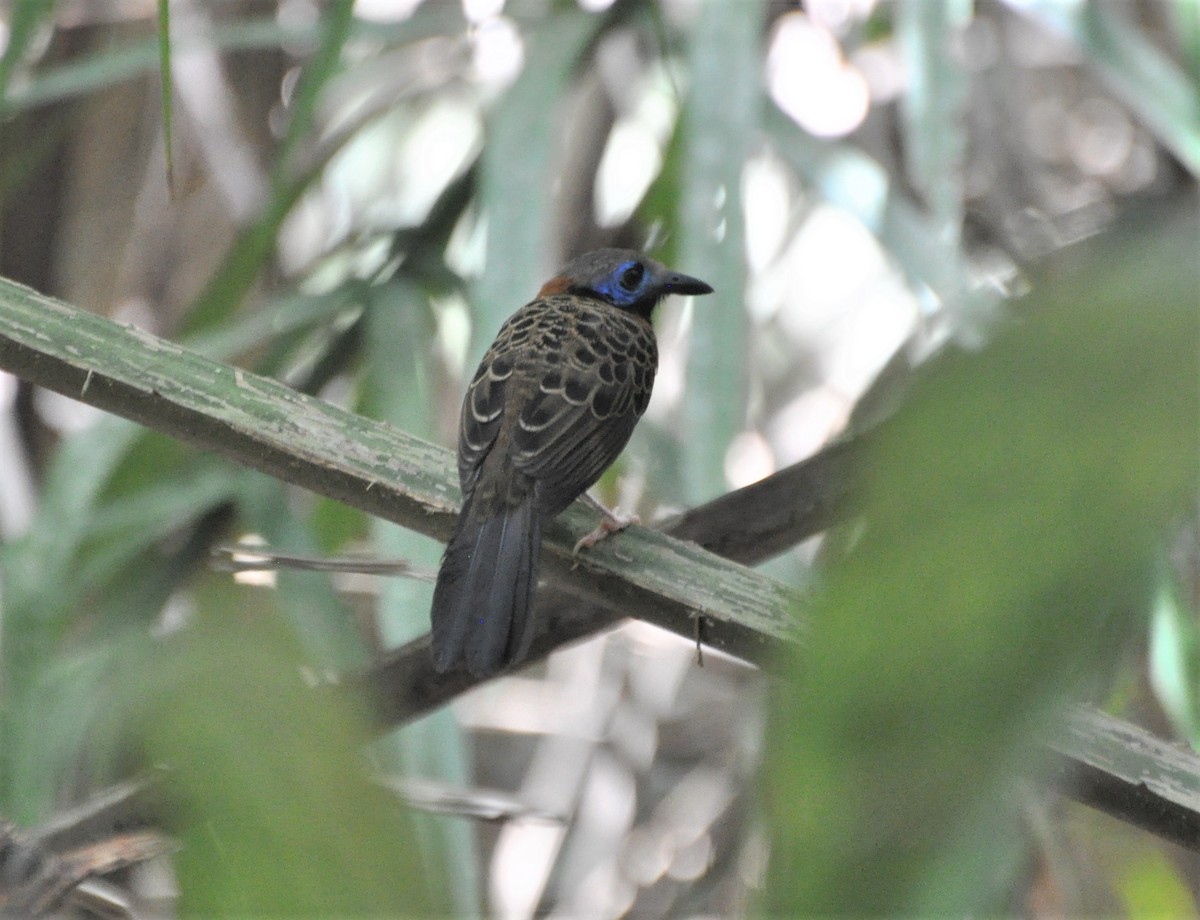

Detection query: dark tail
(430, 493), (541, 676)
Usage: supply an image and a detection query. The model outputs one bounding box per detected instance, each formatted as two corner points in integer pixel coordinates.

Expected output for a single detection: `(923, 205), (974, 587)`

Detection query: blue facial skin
(593, 260), (648, 308)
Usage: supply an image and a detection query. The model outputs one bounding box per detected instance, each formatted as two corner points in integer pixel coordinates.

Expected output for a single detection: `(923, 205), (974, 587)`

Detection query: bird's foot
(573, 505), (640, 555)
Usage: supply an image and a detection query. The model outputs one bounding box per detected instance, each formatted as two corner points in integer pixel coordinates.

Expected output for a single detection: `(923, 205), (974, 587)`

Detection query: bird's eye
(619, 262), (645, 291)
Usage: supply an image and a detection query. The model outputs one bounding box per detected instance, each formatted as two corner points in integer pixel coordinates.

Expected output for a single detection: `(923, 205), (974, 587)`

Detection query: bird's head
(538, 248), (713, 318)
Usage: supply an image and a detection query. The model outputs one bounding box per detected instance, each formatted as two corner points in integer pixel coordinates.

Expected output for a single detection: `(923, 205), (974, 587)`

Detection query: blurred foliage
(0, 0), (1196, 915)
(1152, 567), (1200, 749)
(137, 588), (438, 916)
(156, 0), (175, 189)
(763, 211), (1199, 915)
(676, 0), (760, 501)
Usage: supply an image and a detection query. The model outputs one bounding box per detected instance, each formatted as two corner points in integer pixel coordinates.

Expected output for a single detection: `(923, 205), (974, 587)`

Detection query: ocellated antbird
(430, 249), (713, 676)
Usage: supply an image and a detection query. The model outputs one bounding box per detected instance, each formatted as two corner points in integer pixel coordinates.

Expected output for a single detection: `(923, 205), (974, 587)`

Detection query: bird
(430, 248), (713, 677)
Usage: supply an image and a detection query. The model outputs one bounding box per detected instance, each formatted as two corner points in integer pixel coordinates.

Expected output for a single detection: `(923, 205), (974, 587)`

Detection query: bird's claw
(573, 509), (640, 556)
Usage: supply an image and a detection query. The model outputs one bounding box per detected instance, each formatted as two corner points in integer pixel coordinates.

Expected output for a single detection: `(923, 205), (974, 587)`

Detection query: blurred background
(0, 0), (1196, 916)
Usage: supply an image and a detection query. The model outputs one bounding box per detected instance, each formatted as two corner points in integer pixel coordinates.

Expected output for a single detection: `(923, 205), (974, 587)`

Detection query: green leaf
(763, 211), (1199, 915)
(361, 279), (442, 646)
(183, 1), (356, 335)
(275, 0), (353, 180)
(138, 601), (440, 916)
(76, 460), (237, 596)
(677, 0), (763, 501)
(233, 473), (370, 671)
(0, 283), (364, 815)
(896, 0), (971, 249)
(1, 13), (462, 116)
(1149, 567), (1200, 749)
(1118, 850), (1199, 919)
(0, 0), (56, 102)
(156, 0), (175, 191)
(3, 636), (144, 828)
(0, 285), (362, 682)
(3, 17), (285, 114)
(0, 451), (236, 819)
(1172, 0), (1200, 87)
(362, 278), (482, 917)
(1, 420), (147, 695)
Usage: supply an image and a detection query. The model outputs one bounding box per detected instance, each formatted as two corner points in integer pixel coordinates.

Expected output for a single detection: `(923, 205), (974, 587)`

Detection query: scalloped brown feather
(430, 250), (711, 676)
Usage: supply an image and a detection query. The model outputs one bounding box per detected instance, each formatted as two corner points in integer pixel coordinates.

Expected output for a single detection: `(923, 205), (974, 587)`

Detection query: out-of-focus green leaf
(232, 473), (369, 671)
(763, 211), (1198, 915)
(0, 0), (432, 811)
(361, 280), (441, 646)
(4, 637), (145, 828)
(896, 0), (971, 250)
(677, 0), (762, 502)
(0, 284), (363, 683)
(75, 462), (235, 593)
(362, 278), (481, 918)
(0, 282), (364, 817)
(183, 1), (356, 335)
(1, 11), (463, 116)
(1149, 568), (1200, 749)
(0, 455), (235, 820)
(186, 286), (365, 365)
(0, 0), (54, 102)
(1118, 850), (1199, 919)
(1, 420), (147, 694)
(473, 3), (607, 353)
(138, 592), (439, 916)
(1010, 0), (1200, 176)
(156, 0), (174, 190)
(0, 17), (301, 115)
(1172, 0), (1200, 87)
(629, 117), (687, 509)
(275, 1), (353, 182)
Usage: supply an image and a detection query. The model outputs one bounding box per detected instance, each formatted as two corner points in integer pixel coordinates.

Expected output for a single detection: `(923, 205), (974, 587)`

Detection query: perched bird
(430, 249), (713, 677)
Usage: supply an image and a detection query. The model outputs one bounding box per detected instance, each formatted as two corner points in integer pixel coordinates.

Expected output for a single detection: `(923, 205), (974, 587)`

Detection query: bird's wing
(511, 313), (656, 516)
(458, 339), (512, 495)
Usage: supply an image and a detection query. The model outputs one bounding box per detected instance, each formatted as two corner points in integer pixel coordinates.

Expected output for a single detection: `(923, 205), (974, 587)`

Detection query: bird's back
(458, 293), (658, 519)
